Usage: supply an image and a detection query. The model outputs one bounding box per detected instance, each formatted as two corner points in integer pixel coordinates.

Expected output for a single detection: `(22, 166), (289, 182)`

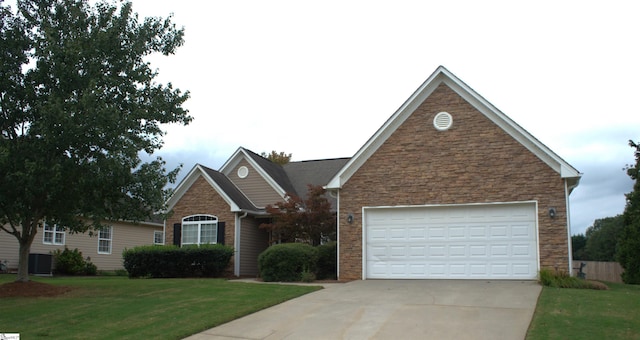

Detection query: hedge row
(123, 244), (233, 278)
(258, 242), (336, 282)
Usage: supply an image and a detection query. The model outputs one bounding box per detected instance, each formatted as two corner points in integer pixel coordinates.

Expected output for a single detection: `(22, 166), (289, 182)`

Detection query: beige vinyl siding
(239, 217), (269, 276)
(1, 221), (162, 271)
(228, 159), (283, 207)
(0, 230), (20, 270)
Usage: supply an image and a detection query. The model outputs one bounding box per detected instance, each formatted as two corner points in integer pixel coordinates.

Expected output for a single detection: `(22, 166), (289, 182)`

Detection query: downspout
(565, 180), (573, 276)
(234, 212), (248, 277)
(162, 219), (166, 245)
(335, 190), (340, 281)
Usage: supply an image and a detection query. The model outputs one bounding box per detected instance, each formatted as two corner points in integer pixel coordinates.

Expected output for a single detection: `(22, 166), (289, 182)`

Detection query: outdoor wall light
(347, 213), (354, 224)
(548, 207), (557, 219)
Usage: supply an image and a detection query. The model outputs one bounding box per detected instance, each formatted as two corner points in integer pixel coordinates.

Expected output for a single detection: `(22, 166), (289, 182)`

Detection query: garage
(364, 202), (538, 280)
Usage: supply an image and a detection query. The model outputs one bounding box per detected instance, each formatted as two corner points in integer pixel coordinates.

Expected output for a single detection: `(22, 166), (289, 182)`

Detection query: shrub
(258, 243), (318, 282)
(52, 247), (97, 276)
(316, 241), (337, 280)
(539, 268), (608, 290)
(122, 244), (234, 278)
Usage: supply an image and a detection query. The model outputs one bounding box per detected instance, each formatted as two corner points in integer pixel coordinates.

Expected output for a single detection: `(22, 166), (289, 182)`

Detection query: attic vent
(434, 111), (452, 131)
(237, 166), (249, 178)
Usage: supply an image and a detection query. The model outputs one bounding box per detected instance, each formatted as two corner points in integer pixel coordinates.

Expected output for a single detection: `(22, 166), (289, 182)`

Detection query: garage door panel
(365, 203), (538, 280)
(428, 227), (446, 239)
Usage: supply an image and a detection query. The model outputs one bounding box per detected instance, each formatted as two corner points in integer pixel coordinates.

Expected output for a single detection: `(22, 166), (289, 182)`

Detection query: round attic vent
(433, 111), (452, 131)
(237, 166), (249, 178)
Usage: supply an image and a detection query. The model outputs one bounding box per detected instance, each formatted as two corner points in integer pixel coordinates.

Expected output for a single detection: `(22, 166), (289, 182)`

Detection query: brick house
(164, 148), (347, 277)
(166, 66), (581, 280)
(326, 66), (581, 280)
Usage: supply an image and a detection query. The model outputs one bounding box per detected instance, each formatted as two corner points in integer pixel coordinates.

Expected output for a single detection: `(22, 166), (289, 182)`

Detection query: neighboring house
(167, 66), (581, 281)
(0, 220), (163, 272)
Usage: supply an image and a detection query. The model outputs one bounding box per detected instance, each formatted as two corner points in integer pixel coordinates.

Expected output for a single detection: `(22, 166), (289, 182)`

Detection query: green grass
(0, 274), (321, 339)
(527, 282), (640, 339)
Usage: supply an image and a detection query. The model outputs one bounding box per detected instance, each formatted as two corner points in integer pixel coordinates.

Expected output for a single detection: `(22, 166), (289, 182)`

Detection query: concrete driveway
(185, 280), (541, 340)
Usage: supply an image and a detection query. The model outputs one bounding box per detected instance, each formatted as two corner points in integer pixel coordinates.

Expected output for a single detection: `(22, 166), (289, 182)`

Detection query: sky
(125, 1), (640, 236)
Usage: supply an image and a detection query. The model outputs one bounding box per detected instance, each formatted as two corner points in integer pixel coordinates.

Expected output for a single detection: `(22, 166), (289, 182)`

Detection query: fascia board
(441, 72), (582, 180)
(198, 165), (242, 212)
(327, 66), (581, 189)
(219, 147), (246, 175)
(326, 67), (448, 189)
(166, 165), (241, 213)
(165, 164), (202, 211)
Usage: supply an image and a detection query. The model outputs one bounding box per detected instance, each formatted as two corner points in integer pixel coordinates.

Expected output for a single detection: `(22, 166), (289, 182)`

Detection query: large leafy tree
(571, 233), (587, 260)
(0, 0), (191, 282)
(618, 140), (640, 283)
(260, 185), (336, 246)
(580, 215), (624, 261)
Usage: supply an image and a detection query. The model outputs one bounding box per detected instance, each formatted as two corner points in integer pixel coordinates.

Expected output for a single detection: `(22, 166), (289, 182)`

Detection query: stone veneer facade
(338, 83), (570, 280)
(165, 175), (237, 273)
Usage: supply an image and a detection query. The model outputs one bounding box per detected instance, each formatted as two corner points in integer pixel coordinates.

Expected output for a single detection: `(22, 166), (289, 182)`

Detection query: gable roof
(219, 147), (296, 199)
(167, 149), (350, 215)
(326, 66), (582, 192)
(166, 164), (261, 214)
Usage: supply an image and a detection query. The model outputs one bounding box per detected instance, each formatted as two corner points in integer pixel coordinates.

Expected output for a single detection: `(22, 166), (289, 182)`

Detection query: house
(166, 66), (581, 280)
(0, 220), (163, 272)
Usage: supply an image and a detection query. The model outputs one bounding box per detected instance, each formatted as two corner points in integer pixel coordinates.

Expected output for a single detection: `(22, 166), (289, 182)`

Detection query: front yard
(0, 274), (320, 339)
(2, 274), (639, 339)
(527, 282), (640, 339)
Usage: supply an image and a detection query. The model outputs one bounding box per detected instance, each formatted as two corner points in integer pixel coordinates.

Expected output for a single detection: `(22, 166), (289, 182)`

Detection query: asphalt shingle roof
(283, 158), (350, 198)
(200, 164), (260, 212)
(241, 148), (297, 195)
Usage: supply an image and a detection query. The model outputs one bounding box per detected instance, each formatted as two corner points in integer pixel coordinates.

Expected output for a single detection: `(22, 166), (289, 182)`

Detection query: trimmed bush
(123, 244), (234, 278)
(316, 241), (337, 280)
(258, 243), (318, 282)
(52, 247), (97, 276)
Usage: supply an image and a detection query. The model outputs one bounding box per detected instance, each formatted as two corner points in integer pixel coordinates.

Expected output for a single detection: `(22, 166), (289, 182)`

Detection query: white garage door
(365, 203), (538, 280)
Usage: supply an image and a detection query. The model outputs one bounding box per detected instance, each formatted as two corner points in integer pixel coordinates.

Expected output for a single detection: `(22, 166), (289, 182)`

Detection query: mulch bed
(0, 281), (73, 298)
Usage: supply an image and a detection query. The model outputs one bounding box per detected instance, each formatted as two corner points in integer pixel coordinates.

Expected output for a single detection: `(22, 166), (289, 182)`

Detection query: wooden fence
(573, 261), (624, 283)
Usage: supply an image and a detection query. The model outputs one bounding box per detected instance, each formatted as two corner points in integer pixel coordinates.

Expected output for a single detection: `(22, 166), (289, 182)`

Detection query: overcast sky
(127, 1), (640, 236)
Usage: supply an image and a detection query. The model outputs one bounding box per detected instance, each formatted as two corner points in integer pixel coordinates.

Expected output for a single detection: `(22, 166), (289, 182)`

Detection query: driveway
(185, 280), (541, 340)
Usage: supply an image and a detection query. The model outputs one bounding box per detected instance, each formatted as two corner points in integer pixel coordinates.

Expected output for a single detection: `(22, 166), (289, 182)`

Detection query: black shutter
(217, 222), (225, 245)
(173, 223), (181, 246)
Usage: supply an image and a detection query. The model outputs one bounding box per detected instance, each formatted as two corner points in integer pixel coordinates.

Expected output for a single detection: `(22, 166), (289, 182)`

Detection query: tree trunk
(16, 238), (32, 282)
(15, 220), (38, 283)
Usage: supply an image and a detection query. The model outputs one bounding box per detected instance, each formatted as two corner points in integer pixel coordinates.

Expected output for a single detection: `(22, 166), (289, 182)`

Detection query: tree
(260, 185), (336, 246)
(571, 233), (587, 260)
(583, 215), (624, 261)
(618, 140), (640, 283)
(261, 150), (292, 165)
(0, 0), (191, 282)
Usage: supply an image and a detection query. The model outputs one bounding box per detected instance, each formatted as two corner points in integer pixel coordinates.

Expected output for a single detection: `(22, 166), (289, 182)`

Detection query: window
(98, 226), (112, 254)
(154, 231), (164, 245)
(43, 223), (65, 245)
(181, 215), (217, 246)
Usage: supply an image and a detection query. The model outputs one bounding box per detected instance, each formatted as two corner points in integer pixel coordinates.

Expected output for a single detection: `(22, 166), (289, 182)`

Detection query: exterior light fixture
(548, 207), (557, 219)
(347, 214), (354, 224)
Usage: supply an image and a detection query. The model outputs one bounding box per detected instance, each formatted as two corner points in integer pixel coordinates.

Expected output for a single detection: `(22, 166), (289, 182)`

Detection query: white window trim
(154, 230), (164, 245)
(98, 226), (113, 254)
(181, 214), (218, 246)
(43, 223), (65, 245)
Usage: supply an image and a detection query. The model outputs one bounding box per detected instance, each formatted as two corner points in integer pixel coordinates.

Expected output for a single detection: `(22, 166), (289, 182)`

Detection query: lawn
(0, 274), (321, 339)
(527, 282), (640, 339)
